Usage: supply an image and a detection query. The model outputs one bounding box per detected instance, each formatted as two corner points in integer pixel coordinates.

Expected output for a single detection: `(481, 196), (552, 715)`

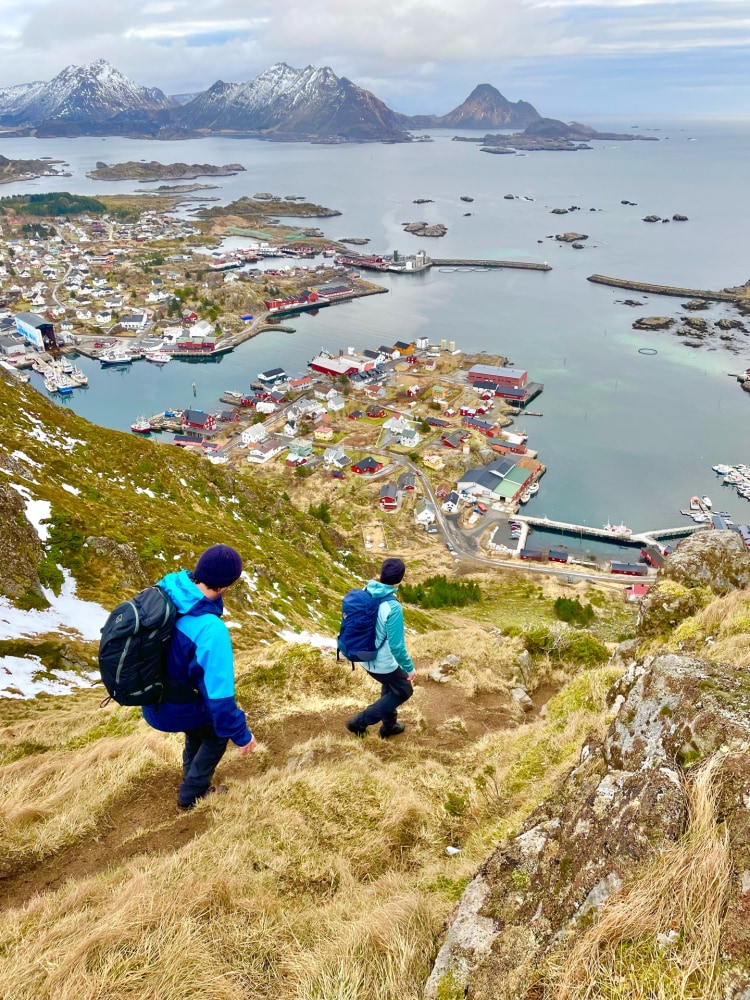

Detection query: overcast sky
(1, 0), (748, 118)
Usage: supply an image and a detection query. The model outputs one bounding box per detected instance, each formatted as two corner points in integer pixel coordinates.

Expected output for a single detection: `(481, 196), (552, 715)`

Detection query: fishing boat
(145, 351), (171, 365)
(100, 349), (133, 367)
(519, 491), (532, 504)
(71, 367), (88, 386)
(603, 522), (633, 536)
(527, 482), (540, 494)
(130, 416), (152, 434)
(702, 495), (713, 508)
(689, 496), (702, 510)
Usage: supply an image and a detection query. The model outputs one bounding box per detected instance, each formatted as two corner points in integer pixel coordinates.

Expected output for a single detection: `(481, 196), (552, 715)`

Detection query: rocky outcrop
(0, 481), (44, 599)
(637, 532), (750, 638)
(425, 650), (750, 999)
(632, 316), (675, 330)
(555, 232), (588, 243)
(402, 221), (447, 237)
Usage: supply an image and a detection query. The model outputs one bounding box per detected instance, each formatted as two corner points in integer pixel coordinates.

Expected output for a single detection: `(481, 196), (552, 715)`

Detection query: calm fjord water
(9, 120), (750, 532)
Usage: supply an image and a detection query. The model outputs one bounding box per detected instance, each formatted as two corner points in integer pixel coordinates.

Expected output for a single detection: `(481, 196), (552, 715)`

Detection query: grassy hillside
(0, 371), (642, 998)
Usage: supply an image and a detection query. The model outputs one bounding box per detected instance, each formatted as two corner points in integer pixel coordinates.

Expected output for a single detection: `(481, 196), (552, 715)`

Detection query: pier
(432, 259), (552, 271)
(511, 514), (708, 546)
(587, 273), (740, 302)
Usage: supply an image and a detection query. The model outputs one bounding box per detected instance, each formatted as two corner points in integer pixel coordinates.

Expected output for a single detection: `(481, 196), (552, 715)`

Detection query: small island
(86, 161), (246, 181)
(402, 221), (448, 237)
(456, 118), (660, 154)
(202, 196), (342, 220)
(0, 153), (69, 184)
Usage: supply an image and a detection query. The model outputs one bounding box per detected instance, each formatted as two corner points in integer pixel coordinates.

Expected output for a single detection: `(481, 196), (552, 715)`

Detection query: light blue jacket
(363, 579), (414, 675)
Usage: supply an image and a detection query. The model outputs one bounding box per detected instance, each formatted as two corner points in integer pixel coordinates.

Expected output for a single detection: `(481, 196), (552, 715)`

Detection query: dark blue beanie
(194, 544), (243, 588)
(380, 558), (406, 585)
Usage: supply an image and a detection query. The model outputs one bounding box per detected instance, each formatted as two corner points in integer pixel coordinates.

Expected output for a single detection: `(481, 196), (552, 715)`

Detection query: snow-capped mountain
(176, 63), (408, 141)
(0, 59), (173, 126)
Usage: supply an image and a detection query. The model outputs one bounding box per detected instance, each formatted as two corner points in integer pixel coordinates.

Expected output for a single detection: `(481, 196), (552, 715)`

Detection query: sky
(0, 0), (748, 118)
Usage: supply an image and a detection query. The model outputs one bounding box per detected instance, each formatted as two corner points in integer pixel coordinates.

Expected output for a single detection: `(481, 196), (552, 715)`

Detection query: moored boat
(145, 351), (172, 365)
(130, 416), (152, 434)
(603, 521), (633, 536)
(100, 349), (133, 367)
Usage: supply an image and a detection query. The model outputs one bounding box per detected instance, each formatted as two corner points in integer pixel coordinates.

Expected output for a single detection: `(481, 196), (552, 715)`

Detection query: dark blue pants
(179, 724), (229, 807)
(356, 667), (413, 730)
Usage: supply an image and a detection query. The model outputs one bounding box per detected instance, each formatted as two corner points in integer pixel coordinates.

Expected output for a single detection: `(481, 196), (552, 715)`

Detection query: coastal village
(0, 189), (731, 586)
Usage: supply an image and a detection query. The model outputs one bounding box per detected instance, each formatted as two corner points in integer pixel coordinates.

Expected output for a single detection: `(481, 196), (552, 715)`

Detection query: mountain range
(0, 60), (540, 142)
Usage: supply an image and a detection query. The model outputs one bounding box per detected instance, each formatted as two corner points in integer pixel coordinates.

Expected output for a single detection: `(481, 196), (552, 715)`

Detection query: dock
(511, 514), (708, 546)
(587, 273), (740, 302)
(432, 259), (552, 271)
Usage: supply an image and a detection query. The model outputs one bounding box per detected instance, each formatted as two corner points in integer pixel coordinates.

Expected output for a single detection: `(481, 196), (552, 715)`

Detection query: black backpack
(98, 585), (177, 706)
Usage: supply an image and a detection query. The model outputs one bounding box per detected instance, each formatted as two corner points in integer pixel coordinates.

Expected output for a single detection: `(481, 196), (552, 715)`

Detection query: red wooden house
(351, 457), (383, 475)
(182, 409), (216, 432)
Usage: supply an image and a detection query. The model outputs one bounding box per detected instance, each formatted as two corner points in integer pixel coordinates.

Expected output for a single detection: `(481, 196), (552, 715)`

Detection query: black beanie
(380, 557), (406, 586)
(194, 544), (243, 588)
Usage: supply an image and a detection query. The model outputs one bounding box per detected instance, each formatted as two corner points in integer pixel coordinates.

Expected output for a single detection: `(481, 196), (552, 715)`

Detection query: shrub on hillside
(554, 597), (595, 627)
(400, 575), (481, 609)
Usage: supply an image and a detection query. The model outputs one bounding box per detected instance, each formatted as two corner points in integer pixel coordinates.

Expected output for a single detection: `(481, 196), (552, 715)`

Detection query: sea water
(7, 119), (750, 533)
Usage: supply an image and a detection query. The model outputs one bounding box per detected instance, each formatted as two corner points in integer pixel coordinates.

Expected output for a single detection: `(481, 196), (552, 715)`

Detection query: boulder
(402, 221), (448, 237)
(424, 653), (750, 999)
(642, 214), (662, 222)
(681, 299), (710, 311)
(633, 316), (674, 331)
(661, 530), (750, 595)
(672, 213), (689, 221)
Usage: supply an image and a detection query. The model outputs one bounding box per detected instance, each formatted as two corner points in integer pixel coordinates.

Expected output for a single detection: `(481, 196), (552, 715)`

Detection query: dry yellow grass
(0, 648), (622, 1000)
(550, 753), (732, 1000)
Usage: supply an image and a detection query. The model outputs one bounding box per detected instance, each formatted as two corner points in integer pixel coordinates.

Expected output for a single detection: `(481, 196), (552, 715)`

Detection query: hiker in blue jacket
(142, 544), (256, 809)
(346, 558), (415, 739)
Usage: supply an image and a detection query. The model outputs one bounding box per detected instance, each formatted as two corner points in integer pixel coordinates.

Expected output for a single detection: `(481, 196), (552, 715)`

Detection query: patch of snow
(271, 610), (286, 622)
(61, 483), (80, 496)
(11, 450), (42, 467)
(279, 629), (336, 652)
(9, 483), (51, 541)
(135, 486), (156, 498)
(0, 569), (108, 643)
(0, 655), (97, 699)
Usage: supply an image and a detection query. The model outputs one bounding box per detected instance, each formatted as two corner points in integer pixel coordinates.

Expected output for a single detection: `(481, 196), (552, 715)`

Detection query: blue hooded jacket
(142, 570), (252, 746)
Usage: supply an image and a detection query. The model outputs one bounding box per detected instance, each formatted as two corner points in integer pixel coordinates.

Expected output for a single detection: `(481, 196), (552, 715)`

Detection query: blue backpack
(337, 588), (397, 667)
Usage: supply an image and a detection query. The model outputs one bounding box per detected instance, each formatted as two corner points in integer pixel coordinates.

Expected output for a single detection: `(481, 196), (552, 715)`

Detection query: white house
(120, 312), (147, 330)
(255, 400), (276, 414)
(190, 319), (214, 339)
(246, 440), (284, 464)
(414, 498), (437, 526)
(241, 424), (268, 446)
(327, 392), (346, 412)
(400, 426), (421, 448)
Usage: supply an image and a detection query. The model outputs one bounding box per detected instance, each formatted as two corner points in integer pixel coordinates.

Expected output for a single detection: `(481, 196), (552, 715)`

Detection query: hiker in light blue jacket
(346, 558), (415, 739)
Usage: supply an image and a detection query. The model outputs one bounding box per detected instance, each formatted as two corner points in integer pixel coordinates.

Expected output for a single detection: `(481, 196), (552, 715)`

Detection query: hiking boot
(346, 717), (368, 738)
(379, 722), (406, 739)
(178, 784), (228, 810)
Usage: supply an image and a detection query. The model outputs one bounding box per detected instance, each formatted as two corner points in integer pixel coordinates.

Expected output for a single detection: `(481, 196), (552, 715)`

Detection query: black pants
(179, 723), (229, 808)
(355, 667), (413, 730)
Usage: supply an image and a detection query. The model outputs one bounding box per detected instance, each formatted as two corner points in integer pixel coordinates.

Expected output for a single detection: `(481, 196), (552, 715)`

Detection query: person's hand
(238, 735), (258, 756)
(406, 671), (415, 686)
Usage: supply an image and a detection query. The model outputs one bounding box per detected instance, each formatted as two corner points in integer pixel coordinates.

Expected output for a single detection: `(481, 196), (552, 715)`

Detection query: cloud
(0, 0), (746, 112)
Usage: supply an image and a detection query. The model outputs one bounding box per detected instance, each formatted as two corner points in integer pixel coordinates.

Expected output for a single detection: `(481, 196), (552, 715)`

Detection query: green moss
(0, 739), (50, 765)
(423, 875), (471, 902)
(62, 711), (140, 749)
(15, 589), (50, 611)
(559, 856), (573, 881)
(510, 867), (531, 891)
(436, 969), (464, 1000)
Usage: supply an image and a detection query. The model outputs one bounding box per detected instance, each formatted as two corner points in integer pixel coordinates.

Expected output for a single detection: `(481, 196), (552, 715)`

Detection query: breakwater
(432, 259), (552, 271)
(587, 273), (740, 302)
